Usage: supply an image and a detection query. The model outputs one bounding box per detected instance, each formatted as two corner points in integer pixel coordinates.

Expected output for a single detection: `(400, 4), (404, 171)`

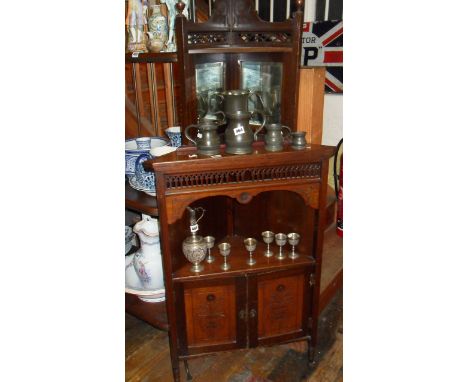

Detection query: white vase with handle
(133, 215), (164, 291)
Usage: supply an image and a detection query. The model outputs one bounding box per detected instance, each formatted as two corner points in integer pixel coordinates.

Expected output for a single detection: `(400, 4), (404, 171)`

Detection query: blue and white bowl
(125, 136), (170, 177)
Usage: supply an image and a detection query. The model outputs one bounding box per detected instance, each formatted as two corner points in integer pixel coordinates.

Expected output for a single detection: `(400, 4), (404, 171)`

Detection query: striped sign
(301, 20), (343, 93)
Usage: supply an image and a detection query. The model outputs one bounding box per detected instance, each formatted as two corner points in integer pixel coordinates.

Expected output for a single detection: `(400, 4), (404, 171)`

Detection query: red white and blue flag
(301, 20), (343, 93)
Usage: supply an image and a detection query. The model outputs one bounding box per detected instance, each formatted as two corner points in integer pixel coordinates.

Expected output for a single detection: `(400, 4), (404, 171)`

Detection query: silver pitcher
(182, 207), (207, 273)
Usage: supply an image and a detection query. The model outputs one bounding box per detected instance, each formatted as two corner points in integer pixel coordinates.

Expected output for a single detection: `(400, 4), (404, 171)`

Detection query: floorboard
(126, 292), (342, 382)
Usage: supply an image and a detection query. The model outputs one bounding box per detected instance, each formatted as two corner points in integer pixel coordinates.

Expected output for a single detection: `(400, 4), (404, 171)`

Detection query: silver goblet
(275, 233), (287, 260)
(287, 232), (300, 259)
(244, 238), (257, 266)
(262, 231), (275, 257)
(204, 236), (215, 263)
(218, 242), (231, 271)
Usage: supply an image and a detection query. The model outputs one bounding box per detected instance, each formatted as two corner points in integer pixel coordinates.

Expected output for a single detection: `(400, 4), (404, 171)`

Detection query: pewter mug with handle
(224, 111), (265, 155)
(185, 111), (225, 156)
(219, 89), (261, 115)
(264, 123), (291, 152)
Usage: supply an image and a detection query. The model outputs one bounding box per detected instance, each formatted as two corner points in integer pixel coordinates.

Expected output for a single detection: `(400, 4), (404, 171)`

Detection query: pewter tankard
(225, 111), (265, 154)
(185, 111), (225, 156)
(264, 123), (291, 152)
(218, 89), (262, 115)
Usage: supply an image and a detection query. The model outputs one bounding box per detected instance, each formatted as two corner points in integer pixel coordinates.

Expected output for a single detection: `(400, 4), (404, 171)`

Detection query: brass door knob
(238, 309), (246, 320)
(249, 309), (257, 318)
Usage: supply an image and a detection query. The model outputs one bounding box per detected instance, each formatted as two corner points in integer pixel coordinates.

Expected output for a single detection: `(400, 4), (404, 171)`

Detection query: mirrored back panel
(195, 62), (226, 120)
(241, 61), (283, 124)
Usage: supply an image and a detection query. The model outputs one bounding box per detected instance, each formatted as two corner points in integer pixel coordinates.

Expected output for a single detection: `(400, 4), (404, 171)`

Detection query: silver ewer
(182, 235), (207, 273)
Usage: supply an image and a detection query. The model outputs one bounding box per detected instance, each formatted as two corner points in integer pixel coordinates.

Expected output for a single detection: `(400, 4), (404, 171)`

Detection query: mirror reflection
(241, 62), (283, 124)
(195, 62), (225, 120)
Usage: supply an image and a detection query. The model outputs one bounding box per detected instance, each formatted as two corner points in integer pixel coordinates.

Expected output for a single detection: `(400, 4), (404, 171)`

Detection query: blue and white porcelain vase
(133, 215), (164, 291)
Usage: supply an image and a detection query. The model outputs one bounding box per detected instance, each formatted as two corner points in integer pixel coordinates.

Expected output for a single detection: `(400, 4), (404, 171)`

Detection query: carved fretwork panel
(257, 273), (305, 339)
(165, 163), (321, 190)
(184, 283), (237, 347)
(188, 32), (227, 45)
(237, 32), (292, 44)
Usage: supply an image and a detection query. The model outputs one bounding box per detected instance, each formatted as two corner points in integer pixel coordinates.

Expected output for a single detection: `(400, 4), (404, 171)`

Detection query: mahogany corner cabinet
(146, 144), (335, 382)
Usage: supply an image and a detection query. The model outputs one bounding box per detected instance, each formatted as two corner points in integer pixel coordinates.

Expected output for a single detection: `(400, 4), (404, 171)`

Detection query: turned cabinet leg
(183, 359), (193, 380)
(172, 366), (181, 382)
(307, 337), (315, 367)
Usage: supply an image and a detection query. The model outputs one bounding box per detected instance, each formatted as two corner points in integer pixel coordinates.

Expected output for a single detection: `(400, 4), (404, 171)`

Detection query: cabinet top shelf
(145, 143), (336, 174)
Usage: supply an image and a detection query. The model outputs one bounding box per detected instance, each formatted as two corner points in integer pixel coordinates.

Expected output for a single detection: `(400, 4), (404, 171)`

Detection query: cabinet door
(177, 277), (247, 355)
(249, 267), (314, 347)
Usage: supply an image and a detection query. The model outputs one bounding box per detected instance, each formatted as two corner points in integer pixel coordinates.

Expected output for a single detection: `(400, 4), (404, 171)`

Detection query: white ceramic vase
(133, 215), (164, 290)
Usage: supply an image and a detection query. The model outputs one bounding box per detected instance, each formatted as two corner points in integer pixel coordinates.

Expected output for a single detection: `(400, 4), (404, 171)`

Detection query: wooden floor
(126, 292), (342, 382)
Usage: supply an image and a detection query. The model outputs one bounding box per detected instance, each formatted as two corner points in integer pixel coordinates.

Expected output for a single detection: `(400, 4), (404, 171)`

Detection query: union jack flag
(301, 20), (343, 93)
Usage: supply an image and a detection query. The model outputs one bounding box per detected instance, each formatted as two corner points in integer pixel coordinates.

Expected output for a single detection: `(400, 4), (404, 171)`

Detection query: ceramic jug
(126, 253), (143, 289)
(185, 111), (225, 155)
(134, 153), (156, 194)
(264, 123), (291, 152)
(225, 111), (265, 155)
(133, 215), (164, 290)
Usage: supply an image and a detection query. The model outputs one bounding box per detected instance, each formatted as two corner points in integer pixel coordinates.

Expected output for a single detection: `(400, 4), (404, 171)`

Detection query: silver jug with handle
(263, 123), (291, 152)
(182, 206), (207, 273)
(185, 111), (225, 156)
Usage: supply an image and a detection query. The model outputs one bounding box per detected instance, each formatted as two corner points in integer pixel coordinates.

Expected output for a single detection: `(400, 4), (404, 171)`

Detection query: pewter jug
(182, 207), (207, 273)
(219, 89), (262, 115)
(185, 111), (225, 156)
(291, 131), (307, 150)
(264, 123), (291, 152)
(225, 111), (265, 155)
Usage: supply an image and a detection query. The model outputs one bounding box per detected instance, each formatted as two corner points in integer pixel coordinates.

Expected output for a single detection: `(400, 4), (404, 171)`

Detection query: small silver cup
(275, 233), (287, 260)
(204, 236), (215, 263)
(218, 242), (231, 271)
(244, 238), (257, 265)
(287, 232), (300, 259)
(262, 231), (275, 257)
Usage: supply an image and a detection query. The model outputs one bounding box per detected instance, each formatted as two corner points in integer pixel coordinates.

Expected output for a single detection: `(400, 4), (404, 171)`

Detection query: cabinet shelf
(125, 180), (158, 216)
(125, 52), (178, 63)
(173, 235), (315, 282)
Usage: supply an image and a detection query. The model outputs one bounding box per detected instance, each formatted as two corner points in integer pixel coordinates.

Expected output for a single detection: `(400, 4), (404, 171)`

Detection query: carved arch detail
(166, 184), (319, 225)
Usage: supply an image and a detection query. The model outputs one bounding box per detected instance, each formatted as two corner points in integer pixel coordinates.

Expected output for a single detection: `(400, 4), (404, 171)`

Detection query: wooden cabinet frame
(147, 143), (334, 382)
(175, 0), (304, 136)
